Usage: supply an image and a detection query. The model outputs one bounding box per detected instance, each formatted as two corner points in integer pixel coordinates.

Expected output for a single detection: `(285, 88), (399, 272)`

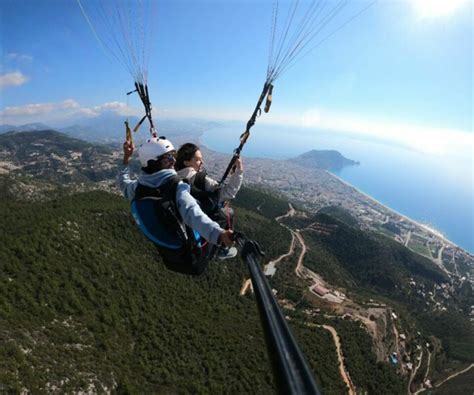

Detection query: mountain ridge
(0, 116), (222, 143)
(290, 149), (359, 171)
(0, 130), (117, 184)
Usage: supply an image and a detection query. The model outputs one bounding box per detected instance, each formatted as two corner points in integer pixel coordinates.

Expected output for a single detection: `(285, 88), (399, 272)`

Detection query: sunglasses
(159, 152), (176, 162)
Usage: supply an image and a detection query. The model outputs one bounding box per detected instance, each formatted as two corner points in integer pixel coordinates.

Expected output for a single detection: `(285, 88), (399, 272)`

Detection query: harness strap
(188, 170), (220, 216)
(219, 81), (273, 185)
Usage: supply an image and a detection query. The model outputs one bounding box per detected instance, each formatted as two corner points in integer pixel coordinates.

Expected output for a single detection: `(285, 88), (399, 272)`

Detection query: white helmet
(138, 137), (175, 167)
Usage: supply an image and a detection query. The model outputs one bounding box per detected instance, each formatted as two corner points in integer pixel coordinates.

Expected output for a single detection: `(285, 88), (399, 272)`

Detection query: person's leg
(213, 204), (237, 260)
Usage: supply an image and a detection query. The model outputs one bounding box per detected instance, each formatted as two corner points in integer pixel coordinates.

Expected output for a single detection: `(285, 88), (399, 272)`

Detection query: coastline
(328, 170), (462, 251)
(199, 133), (471, 256)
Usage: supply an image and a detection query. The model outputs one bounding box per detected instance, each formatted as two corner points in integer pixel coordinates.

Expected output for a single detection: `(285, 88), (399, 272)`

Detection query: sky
(0, 0), (472, 157)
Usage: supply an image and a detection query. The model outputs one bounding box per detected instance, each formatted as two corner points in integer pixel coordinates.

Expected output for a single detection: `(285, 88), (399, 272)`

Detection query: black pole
(238, 238), (321, 395)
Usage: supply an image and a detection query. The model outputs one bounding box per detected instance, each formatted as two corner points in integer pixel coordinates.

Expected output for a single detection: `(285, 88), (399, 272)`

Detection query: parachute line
(272, 0), (349, 81)
(280, 0), (377, 79)
(77, 0), (118, 66)
(76, 0), (156, 84)
(266, 1), (279, 81)
(220, 0), (376, 184)
(266, 0), (377, 83)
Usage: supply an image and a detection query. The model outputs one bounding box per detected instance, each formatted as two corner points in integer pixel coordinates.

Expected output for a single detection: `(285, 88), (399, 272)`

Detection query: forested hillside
(0, 180), (411, 393)
(0, 188), (278, 392)
(0, 186), (353, 393)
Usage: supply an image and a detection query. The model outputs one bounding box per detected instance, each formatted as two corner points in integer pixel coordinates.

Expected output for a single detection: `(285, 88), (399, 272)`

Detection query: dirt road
(423, 349), (431, 384)
(319, 324), (357, 395)
(264, 232), (296, 273)
(240, 203), (296, 295)
(275, 203), (296, 221)
(408, 350), (424, 394)
(294, 230), (307, 277)
(405, 231), (412, 247)
(412, 350), (433, 394)
(432, 363), (474, 390)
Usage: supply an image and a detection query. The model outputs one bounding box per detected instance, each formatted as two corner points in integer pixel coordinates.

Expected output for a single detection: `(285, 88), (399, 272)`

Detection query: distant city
(202, 146), (474, 287)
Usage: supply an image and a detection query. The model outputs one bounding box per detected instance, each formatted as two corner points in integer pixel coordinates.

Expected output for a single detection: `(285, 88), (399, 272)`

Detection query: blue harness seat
(131, 198), (184, 249)
(130, 178), (208, 275)
(131, 177), (206, 257)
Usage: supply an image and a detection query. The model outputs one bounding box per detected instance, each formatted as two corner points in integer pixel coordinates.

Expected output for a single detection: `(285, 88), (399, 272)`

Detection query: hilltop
(290, 149), (359, 171)
(0, 116), (220, 144)
(0, 130), (118, 184)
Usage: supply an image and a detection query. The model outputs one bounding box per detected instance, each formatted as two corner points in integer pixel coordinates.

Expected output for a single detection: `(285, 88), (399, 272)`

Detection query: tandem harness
(130, 176), (209, 275)
(190, 170), (219, 216)
(190, 170), (234, 232)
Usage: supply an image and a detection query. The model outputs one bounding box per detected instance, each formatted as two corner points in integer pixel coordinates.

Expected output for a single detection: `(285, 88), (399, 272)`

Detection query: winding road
(434, 363), (474, 388)
(294, 230), (307, 278)
(240, 203), (296, 295)
(240, 203), (359, 394)
(288, 209), (356, 394)
(413, 361), (473, 395)
(408, 350), (424, 394)
(319, 324), (357, 395)
(264, 232), (296, 275)
(275, 203), (296, 221)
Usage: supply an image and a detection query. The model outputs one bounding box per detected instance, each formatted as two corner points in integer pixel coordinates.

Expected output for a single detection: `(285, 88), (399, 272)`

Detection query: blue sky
(0, 0), (472, 155)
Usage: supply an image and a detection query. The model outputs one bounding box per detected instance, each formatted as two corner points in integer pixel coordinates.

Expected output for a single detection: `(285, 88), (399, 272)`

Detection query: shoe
(217, 246), (238, 260)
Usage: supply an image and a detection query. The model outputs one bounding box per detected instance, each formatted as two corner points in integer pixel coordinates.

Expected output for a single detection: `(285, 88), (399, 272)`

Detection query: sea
(202, 122), (474, 254)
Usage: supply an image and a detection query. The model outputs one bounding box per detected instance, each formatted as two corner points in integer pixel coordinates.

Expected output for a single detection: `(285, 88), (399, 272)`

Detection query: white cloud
(0, 71), (28, 89)
(6, 53), (33, 63)
(4, 98), (470, 160)
(163, 104), (472, 158)
(75, 108), (100, 117)
(2, 103), (55, 116)
(0, 99), (141, 124)
(62, 99), (80, 109)
(90, 101), (139, 116)
(71, 102), (140, 121)
(95, 101), (127, 111)
(260, 107), (473, 157)
(1, 99), (80, 116)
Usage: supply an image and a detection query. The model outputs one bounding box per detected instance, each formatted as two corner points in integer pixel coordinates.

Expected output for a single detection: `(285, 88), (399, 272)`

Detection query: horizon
(1, 120), (472, 254)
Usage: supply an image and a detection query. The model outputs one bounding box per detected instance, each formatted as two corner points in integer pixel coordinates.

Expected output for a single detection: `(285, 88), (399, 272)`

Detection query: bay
(202, 122), (473, 253)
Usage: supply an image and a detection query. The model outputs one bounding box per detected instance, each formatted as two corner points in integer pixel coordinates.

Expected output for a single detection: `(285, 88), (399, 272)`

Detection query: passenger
(176, 143), (243, 260)
(175, 143), (243, 204)
(117, 137), (234, 273)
